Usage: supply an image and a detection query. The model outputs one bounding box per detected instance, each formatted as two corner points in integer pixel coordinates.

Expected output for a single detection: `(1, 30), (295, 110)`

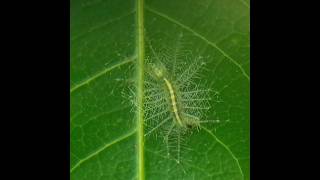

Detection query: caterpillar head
(147, 61), (167, 80)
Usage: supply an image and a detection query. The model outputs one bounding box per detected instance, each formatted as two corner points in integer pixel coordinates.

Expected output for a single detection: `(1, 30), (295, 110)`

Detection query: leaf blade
(71, 0), (250, 179)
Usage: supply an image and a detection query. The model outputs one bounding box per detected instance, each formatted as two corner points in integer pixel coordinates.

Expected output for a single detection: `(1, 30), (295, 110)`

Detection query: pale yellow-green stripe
(163, 78), (183, 126)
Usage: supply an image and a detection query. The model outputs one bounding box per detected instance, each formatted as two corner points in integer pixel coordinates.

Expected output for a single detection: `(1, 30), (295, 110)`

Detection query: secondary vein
(70, 130), (136, 173)
(202, 127), (244, 179)
(70, 56), (135, 93)
(145, 6), (250, 81)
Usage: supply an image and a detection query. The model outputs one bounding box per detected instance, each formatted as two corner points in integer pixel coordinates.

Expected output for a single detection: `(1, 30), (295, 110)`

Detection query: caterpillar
(148, 62), (201, 129)
(141, 34), (220, 164)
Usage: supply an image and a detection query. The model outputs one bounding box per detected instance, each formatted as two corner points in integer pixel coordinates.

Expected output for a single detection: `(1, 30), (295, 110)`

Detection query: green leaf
(71, 0), (250, 179)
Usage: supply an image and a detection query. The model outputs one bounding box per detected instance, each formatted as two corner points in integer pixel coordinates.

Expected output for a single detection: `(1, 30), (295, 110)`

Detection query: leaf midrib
(135, 0), (145, 180)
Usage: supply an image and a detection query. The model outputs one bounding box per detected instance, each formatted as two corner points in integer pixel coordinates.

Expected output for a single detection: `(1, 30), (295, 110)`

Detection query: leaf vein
(70, 56), (136, 93)
(202, 127), (244, 179)
(71, 10), (136, 42)
(136, 0), (146, 179)
(145, 6), (250, 81)
(70, 129), (136, 173)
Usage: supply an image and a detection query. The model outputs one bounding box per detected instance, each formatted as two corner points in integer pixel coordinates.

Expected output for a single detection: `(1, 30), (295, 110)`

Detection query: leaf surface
(71, 0), (250, 179)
